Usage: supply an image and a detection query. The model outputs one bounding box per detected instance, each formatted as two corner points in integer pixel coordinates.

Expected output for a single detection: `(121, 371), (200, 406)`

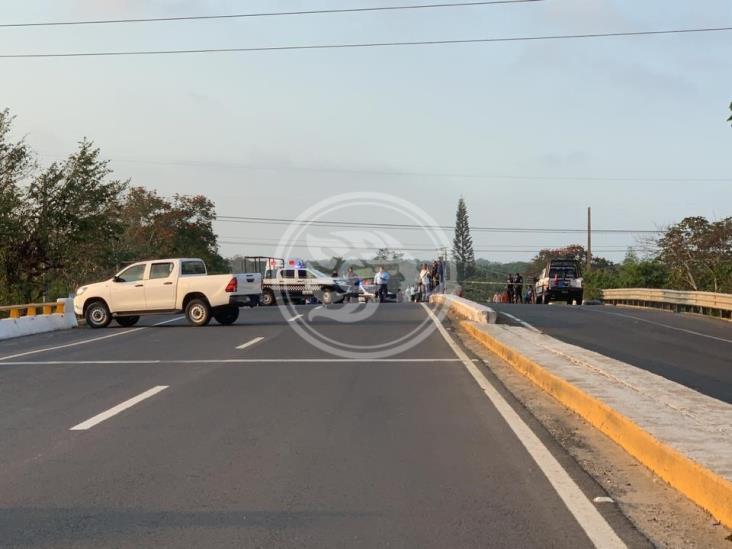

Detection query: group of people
(493, 273), (534, 304)
(404, 257), (446, 303)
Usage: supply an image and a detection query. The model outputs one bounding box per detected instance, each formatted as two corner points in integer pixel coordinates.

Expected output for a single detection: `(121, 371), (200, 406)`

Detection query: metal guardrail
(602, 288), (732, 319)
(0, 301), (66, 319)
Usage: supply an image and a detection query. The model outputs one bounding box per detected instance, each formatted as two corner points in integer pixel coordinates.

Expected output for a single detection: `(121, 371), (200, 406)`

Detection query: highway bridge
(491, 303), (732, 404)
(1, 302), (730, 547)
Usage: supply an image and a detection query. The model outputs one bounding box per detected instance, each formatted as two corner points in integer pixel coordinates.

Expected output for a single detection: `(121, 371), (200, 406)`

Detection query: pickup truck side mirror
(113, 276), (123, 283)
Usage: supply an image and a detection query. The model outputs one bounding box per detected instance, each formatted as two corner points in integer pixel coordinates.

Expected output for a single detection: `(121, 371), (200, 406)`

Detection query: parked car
(261, 266), (352, 306)
(535, 258), (583, 305)
(73, 258), (262, 328)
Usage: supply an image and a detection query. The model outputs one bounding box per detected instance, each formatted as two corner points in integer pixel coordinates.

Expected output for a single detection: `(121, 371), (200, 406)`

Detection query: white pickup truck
(74, 258), (262, 328)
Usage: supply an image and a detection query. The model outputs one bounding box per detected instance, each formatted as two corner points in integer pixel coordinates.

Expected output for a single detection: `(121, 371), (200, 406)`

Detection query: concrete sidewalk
(463, 322), (732, 528)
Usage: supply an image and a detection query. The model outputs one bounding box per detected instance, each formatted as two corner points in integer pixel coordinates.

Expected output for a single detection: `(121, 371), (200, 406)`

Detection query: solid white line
(0, 316), (185, 362)
(1, 358), (463, 365)
(421, 303), (626, 549)
(499, 311), (542, 333)
(236, 336), (264, 350)
(69, 385), (169, 431)
(287, 314), (304, 322)
(585, 307), (732, 344)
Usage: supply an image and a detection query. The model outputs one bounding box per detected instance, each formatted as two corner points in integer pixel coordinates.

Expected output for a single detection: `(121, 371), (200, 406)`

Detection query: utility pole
(587, 206), (592, 271)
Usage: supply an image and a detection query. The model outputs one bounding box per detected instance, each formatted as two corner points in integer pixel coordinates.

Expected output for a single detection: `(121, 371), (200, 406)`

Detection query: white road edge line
(499, 311), (542, 333)
(69, 385), (169, 431)
(584, 307), (732, 344)
(2, 358), (463, 365)
(421, 303), (626, 549)
(0, 316), (185, 362)
(287, 314), (304, 322)
(236, 336), (265, 350)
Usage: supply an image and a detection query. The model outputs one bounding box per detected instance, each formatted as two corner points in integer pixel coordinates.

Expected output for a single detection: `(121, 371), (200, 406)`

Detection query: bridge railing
(0, 301), (66, 319)
(602, 288), (732, 320)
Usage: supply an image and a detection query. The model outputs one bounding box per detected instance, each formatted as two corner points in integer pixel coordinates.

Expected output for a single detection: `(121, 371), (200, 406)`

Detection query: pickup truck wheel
(213, 306), (239, 325)
(261, 290), (276, 307)
(115, 316), (140, 327)
(185, 298), (211, 326)
(85, 301), (112, 329)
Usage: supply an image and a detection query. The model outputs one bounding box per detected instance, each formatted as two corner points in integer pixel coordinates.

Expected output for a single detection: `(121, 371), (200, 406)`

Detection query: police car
(250, 257), (352, 306)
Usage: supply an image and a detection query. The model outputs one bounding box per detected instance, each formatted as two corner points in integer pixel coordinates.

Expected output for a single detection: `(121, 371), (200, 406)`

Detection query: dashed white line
(421, 303), (626, 549)
(287, 314), (304, 322)
(236, 336), (264, 350)
(0, 316), (185, 362)
(69, 385), (169, 431)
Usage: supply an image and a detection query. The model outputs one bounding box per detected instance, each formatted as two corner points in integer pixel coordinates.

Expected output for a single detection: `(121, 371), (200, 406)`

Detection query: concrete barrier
(429, 293), (497, 324)
(461, 319), (732, 529)
(0, 298), (77, 341)
(602, 288), (732, 319)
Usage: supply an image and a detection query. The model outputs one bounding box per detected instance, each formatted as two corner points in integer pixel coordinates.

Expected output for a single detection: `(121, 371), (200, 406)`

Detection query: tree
(24, 139), (128, 299)
(657, 216), (732, 292)
(452, 197), (475, 282)
(1, 110), (37, 302)
(374, 248), (404, 262)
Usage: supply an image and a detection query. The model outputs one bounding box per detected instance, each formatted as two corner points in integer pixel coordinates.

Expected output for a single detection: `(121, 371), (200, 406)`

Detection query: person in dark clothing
(514, 273), (524, 304)
(506, 274), (514, 304)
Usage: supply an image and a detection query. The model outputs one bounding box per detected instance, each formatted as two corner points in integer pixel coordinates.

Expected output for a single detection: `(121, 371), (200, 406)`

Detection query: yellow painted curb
(461, 320), (732, 528)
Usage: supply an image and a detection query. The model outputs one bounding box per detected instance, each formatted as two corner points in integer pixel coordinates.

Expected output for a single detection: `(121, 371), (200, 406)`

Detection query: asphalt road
(0, 303), (646, 548)
(491, 303), (732, 404)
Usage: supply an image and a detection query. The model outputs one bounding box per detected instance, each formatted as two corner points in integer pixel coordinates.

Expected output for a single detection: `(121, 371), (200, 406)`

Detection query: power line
(37, 153), (732, 183)
(0, 1), (541, 28)
(218, 241), (638, 253)
(219, 236), (656, 249)
(214, 215), (664, 234)
(2, 26), (730, 58)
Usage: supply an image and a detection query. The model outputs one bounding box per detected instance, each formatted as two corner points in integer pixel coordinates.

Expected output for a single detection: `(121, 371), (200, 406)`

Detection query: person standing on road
(437, 256), (445, 294)
(514, 273), (524, 304)
(374, 266), (390, 303)
(420, 263), (432, 302)
(506, 274), (515, 304)
(345, 266), (360, 303)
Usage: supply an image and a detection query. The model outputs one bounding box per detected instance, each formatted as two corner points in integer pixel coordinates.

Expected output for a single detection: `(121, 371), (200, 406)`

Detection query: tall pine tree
(452, 197), (475, 282)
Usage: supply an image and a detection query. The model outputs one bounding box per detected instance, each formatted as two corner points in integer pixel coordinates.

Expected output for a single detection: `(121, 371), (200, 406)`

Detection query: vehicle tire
(320, 289), (333, 305)
(213, 306), (239, 325)
(85, 300), (112, 329)
(261, 290), (276, 307)
(115, 315), (140, 327)
(185, 298), (211, 326)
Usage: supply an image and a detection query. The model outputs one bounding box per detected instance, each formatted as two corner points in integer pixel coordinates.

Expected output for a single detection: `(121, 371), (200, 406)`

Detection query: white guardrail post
(601, 288), (732, 320)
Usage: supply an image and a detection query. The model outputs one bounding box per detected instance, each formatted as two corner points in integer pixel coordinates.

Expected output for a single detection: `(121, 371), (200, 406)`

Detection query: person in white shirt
(374, 266), (390, 303)
(419, 263), (432, 302)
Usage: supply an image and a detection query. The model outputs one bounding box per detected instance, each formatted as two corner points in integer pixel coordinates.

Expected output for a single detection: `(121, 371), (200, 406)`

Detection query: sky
(1, 0), (731, 263)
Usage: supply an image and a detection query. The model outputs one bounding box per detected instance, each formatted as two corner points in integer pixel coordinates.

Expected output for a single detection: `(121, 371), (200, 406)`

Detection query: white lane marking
(69, 385), (168, 431)
(236, 337), (264, 350)
(287, 314), (304, 322)
(0, 316), (185, 362)
(585, 307), (732, 344)
(421, 303), (626, 549)
(499, 311), (542, 333)
(2, 358), (463, 365)
(593, 497), (615, 504)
